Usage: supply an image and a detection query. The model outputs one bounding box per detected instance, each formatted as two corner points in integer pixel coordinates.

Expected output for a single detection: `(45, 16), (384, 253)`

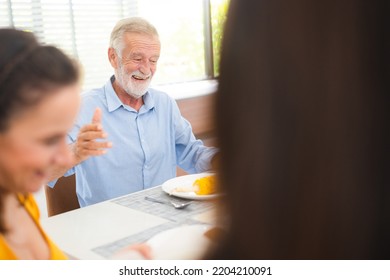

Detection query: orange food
(193, 175), (217, 195)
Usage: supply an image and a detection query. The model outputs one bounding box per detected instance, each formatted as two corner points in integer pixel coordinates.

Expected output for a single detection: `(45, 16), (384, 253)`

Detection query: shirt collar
(105, 75), (155, 113)
(105, 76), (122, 112)
(140, 89), (155, 114)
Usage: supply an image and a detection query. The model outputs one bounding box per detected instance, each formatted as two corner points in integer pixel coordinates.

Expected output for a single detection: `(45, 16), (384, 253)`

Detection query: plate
(162, 172), (219, 200)
(110, 225), (216, 260)
(146, 225), (213, 259)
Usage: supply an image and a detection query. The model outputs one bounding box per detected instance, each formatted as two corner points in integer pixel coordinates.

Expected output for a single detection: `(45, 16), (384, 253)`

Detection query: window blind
(0, 0), (226, 92)
(0, 0), (138, 90)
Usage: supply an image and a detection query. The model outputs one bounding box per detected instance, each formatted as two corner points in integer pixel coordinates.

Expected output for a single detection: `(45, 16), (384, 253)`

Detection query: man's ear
(108, 48), (119, 69)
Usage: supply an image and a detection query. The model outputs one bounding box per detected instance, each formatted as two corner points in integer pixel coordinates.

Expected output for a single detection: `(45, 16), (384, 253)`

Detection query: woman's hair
(209, 0), (390, 259)
(0, 28), (79, 234)
(0, 29), (80, 132)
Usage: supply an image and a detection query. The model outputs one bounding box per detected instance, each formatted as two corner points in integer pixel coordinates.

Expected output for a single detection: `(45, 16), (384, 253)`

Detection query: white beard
(116, 64), (152, 99)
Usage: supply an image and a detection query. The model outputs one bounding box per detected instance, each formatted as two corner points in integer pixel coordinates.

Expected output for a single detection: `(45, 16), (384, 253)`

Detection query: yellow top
(0, 193), (68, 260)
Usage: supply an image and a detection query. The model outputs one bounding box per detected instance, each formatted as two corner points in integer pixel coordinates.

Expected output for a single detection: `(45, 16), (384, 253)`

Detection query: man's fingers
(73, 108), (110, 163)
(74, 141), (112, 162)
(78, 149), (108, 157)
(78, 140), (112, 150)
(91, 107), (102, 124)
(78, 130), (107, 141)
(79, 123), (103, 133)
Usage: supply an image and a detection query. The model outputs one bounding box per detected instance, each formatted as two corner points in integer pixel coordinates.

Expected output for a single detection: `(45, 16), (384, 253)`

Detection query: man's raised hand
(72, 108), (112, 164)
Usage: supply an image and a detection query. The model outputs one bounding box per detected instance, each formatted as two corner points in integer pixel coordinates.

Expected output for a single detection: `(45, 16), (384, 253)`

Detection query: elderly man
(48, 17), (218, 207)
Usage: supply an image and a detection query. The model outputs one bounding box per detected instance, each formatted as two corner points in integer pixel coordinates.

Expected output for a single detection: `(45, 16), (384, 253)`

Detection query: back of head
(0, 28), (79, 132)
(211, 0), (390, 259)
(109, 17), (159, 54)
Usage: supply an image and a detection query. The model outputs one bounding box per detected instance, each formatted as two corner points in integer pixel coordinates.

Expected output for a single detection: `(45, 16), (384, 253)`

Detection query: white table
(41, 186), (217, 259)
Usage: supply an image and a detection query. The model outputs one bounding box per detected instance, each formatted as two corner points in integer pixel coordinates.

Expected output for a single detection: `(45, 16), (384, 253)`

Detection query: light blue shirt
(49, 77), (217, 207)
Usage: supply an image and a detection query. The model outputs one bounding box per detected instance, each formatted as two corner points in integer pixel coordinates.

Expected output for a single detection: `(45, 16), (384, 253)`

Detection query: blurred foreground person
(0, 29), (80, 259)
(208, 0), (390, 259)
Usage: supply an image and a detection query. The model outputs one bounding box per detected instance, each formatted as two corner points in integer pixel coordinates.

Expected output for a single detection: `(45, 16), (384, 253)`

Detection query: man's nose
(138, 60), (151, 76)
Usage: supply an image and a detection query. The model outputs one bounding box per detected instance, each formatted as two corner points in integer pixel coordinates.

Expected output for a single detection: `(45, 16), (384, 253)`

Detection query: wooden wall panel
(176, 93), (217, 176)
(176, 93), (216, 138)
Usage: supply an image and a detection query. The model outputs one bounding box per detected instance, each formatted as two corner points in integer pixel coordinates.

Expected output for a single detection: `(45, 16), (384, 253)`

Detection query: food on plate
(193, 175), (217, 195)
(170, 186), (194, 193)
(169, 174), (218, 195)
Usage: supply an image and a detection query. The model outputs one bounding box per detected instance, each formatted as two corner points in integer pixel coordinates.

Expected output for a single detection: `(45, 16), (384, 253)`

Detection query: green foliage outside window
(211, 0), (230, 76)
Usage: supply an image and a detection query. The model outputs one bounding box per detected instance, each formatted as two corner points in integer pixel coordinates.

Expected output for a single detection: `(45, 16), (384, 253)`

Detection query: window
(138, 0), (206, 85)
(211, 0), (229, 76)
(1, 0), (229, 93)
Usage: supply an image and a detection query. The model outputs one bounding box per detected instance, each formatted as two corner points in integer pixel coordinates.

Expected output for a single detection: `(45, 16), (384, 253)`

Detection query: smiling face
(110, 32), (160, 99)
(0, 84), (80, 194)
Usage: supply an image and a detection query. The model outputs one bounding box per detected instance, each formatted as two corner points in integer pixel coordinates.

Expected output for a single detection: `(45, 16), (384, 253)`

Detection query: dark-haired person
(0, 28), (80, 259)
(207, 0), (390, 259)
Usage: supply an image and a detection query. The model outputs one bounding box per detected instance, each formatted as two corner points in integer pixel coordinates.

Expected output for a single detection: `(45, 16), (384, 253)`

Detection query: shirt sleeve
(172, 98), (218, 173)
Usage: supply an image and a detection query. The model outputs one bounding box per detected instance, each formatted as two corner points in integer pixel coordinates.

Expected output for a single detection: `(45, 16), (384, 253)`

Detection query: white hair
(109, 17), (159, 56)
